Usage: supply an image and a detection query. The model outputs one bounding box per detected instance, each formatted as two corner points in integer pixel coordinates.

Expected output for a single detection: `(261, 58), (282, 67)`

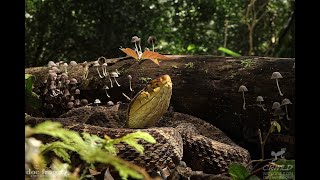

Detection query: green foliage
(25, 0), (294, 67)
(218, 47), (241, 57)
(25, 74), (41, 109)
(26, 121), (156, 180)
(271, 121), (281, 133)
(185, 62), (194, 69)
(228, 163), (259, 180)
(240, 59), (256, 69)
(139, 77), (152, 84)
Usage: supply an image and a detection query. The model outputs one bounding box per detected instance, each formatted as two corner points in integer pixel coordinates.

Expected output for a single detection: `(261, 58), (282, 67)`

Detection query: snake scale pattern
(26, 74), (251, 179)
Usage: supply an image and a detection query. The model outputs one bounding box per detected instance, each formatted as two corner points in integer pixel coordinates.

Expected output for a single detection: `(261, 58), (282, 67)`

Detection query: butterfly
(120, 48), (171, 66)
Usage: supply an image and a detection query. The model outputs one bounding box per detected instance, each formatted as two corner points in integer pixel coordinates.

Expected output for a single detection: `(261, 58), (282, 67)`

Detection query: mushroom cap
(102, 63), (108, 67)
(70, 96), (75, 101)
(48, 61), (57, 67)
(51, 67), (60, 73)
(103, 85), (109, 90)
(63, 63), (68, 67)
(147, 36), (157, 44)
(49, 84), (56, 90)
(256, 96), (264, 102)
(66, 102), (74, 109)
(48, 70), (55, 74)
(65, 80), (70, 85)
(93, 61), (100, 67)
(69, 78), (78, 85)
(271, 72), (283, 79)
(80, 99), (89, 106)
(74, 99), (81, 106)
(61, 73), (68, 79)
(94, 99), (101, 104)
(110, 72), (119, 77)
(75, 89), (80, 95)
(48, 72), (57, 80)
(63, 89), (70, 96)
(128, 75), (132, 79)
(281, 98), (292, 106)
(272, 102), (281, 109)
(107, 101), (114, 106)
(131, 36), (140, 43)
(273, 107), (285, 116)
(97, 57), (107, 64)
(238, 85), (248, 92)
(69, 61), (77, 66)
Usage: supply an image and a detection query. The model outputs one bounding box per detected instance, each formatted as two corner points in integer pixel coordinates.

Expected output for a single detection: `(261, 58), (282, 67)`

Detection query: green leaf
(271, 121), (281, 133)
(218, 47), (241, 57)
(187, 44), (196, 51)
(25, 92), (42, 109)
(248, 175), (260, 180)
(275, 122), (281, 133)
(228, 163), (249, 180)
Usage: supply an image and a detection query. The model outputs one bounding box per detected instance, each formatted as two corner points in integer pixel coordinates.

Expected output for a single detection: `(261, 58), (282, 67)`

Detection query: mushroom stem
(122, 92), (131, 101)
(278, 118), (289, 130)
(64, 67), (68, 74)
(114, 77), (121, 87)
(102, 66), (107, 77)
(242, 91), (246, 110)
(275, 79), (283, 96)
(285, 105), (291, 120)
(108, 73), (113, 88)
(138, 41), (142, 53)
(129, 79), (133, 92)
(134, 42), (139, 53)
(96, 67), (103, 78)
(152, 43), (155, 52)
(105, 89), (110, 98)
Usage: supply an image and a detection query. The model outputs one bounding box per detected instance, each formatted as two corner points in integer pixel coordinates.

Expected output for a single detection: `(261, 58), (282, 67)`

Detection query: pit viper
(26, 74), (251, 179)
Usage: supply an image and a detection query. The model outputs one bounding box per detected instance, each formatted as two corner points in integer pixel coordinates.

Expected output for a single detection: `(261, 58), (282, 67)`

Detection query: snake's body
(26, 75), (251, 178)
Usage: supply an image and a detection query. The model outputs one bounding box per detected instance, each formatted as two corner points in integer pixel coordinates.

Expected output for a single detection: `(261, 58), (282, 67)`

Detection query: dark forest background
(25, 0), (295, 67)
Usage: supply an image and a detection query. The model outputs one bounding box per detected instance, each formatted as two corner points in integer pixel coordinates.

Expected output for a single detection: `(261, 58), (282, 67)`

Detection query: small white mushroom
(281, 98), (292, 120)
(94, 99), (101, 106)
(98, 57), (108, 77)
(48, 61), (57, 67)
(110, 72), (120, 87)
(106, 72), (113, 88)
(122, 92), (131, 101)
(272, 102), (281, 110)
(63, 63), (68, 73)
(147, 36), (157, 52)
(116, 69), (120, 75)
(256, 96), (267, 111)
(107, 101), (114, 106)
(103, 85), (110, 98)
(51, 66), (60, 73)
(128, 75), (133, 92)
(238, 85), (248, 110)
(69, 61), (77, 66)
(82, 61), (89, 80)
(271, 72), (284, 96)
(93, 61), (103, 78)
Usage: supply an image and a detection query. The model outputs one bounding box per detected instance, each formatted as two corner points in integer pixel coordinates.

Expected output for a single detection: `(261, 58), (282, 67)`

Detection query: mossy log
(25, 55), (295, 158)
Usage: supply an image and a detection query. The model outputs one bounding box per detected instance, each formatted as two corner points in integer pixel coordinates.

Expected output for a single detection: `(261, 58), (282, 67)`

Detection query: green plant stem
(258, 127), (272, 160)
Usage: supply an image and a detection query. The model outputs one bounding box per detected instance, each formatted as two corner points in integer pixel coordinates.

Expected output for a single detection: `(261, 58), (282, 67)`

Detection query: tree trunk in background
(26, 55), (295, 159)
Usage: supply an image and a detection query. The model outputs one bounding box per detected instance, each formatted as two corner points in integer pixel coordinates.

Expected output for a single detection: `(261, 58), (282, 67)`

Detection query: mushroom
(69, 78), (78, 85)
(102, 63), (108, 77)
(106, 72), (113, 88)
(272, 102), (281, 110)
(147, 36), (157, 52)
(110, 72), (120, 87)
(70, 96), (75, 101)
(122, 92), (131, 101)
(51, 67), (60, 73)
(238, 85), (248, 110)
(94, 99), (101, 106)
(82, 61), (89, 80)
(74, 99), (81, 107)
(69, 61), (77, 66)
(48, 61), (57, 67)
(103, 85), (111, 98)
(116, 69), (120, 75)
(273, 107), (288, 130)
(75, 89), (80, 95)
(131, 36), (140, 52)
(256, 96), (267, 111)
(80, 99), (88, 106)
(63, 89), (70, 98)
(93, 61), (103, 78)
(281, 98), (292, 120)
(107, 101), (114, 106)
(66, 101), (74, 109)
(48, 72), (57, 81)
(128, 75), (133, 92)
(271, 72), (284, 96)
(63, 63), (68, 73)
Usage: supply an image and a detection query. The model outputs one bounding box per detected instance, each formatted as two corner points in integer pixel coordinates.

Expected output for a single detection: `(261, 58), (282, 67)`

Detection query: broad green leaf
(25, 92), (42, 109)
(228, 163), (249, 180)
(218, 47), (241, 57)
(187, 44), (196, 51)
(275, 122), (281, 133)
(25, 74), (36, 94)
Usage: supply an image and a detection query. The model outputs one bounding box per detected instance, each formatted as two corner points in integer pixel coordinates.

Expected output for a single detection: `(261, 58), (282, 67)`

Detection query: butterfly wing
(120, 48), (139, 60)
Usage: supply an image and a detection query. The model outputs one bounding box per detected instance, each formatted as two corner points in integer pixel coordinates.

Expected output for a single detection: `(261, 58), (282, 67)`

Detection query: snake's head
(127, 74), (173, 128)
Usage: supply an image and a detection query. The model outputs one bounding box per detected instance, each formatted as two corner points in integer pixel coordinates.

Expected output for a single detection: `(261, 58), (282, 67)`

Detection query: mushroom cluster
(40, 70), (88, 116)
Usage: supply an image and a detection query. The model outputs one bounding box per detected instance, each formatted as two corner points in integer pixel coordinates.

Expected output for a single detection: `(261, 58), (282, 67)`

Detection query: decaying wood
(25, 55), (295, 159)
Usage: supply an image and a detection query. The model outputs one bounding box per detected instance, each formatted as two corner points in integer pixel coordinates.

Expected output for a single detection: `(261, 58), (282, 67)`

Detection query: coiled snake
(26, 74), (251, 179)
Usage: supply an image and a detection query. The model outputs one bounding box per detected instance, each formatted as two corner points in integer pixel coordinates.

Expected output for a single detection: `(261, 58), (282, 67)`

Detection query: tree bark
(26, 55), (295, 158)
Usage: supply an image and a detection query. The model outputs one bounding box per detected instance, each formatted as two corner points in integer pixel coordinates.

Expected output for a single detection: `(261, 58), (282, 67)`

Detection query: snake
(26, 74), (251, 179)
